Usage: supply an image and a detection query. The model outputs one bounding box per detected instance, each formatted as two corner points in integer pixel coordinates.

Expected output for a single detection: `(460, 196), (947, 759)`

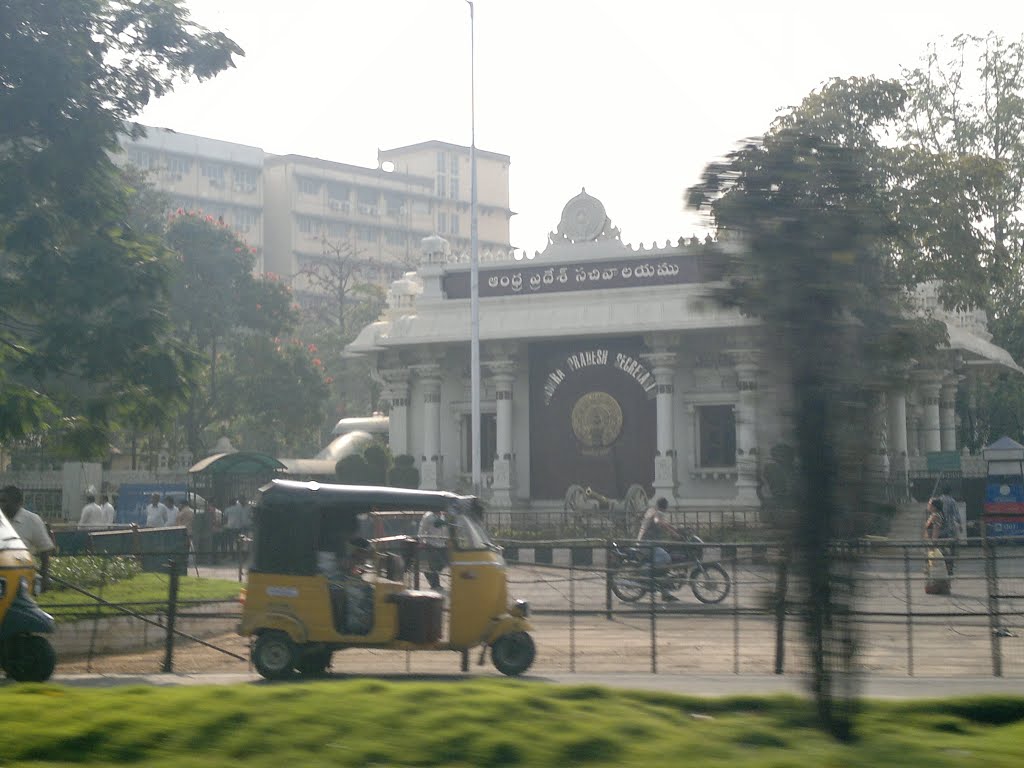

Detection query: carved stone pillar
(965, 372), (979, 452)
(642, 349), (678, 505)
(887, 388), (908, 464)
(414, 365), (443, 490)
(914, 372), (943, 454)
(731, 350), (760, 505)
(867, 392), (890, 484)
(886, 387), (909, 485)
(488, 360), (517, 507)
(378, 369), (410, 457)
(908, 405), (923, 457)
(940, 375), (960, 452)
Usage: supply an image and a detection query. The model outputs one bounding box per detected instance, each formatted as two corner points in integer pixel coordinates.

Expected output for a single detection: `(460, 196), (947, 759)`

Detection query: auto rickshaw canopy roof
(249, 480), (476, 575)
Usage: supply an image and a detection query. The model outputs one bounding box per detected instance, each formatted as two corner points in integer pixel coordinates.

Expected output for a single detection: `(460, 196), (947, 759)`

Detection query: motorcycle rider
(636, 497), (680, 602)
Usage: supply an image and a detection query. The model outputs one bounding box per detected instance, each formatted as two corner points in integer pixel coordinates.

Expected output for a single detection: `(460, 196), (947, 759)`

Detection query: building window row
(127, 148), (258, 195)
(435, 150), (461, 200)
(296, 214), (416, 249)
(164, 155), (192, 178)
(436, 212), (461, 236)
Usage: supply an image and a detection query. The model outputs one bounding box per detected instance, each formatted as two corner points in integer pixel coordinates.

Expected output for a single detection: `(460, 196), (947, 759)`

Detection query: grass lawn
(0, 681), (1023, 767)
(37, 574), (242, 621)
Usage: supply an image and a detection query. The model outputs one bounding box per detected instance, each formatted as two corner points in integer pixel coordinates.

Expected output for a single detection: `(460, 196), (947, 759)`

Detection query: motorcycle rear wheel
(610, 566), (649, 602)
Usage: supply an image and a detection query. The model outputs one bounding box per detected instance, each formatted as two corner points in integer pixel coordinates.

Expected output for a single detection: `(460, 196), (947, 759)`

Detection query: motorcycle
(608, 535), (731, 605)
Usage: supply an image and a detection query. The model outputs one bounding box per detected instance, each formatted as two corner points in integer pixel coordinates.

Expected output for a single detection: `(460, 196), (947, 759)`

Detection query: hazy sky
(140, 1), (1024, 256)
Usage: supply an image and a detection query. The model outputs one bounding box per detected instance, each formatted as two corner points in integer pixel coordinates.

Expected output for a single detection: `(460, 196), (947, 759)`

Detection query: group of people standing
(76, 493), (116, 528)
(79, 491), (253, 562)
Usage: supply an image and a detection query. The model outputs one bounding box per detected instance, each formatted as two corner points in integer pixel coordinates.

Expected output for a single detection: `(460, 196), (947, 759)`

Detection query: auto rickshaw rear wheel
(491, 632), (535, 677)
(253, 631), (298, 680)
(296, 647), (332, 677)
(1, 634), (56, 682)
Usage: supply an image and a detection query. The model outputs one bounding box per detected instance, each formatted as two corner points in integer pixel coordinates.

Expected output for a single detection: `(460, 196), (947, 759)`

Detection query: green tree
(689, 77), (943, 739)
(902, 33), (1024, 313)
(294, 237), (387, 427)
(0, 0), (242, 453)
(901, 33), (1024, 446)
(163, 212), (298, 455)
(218, 336), (329, 457)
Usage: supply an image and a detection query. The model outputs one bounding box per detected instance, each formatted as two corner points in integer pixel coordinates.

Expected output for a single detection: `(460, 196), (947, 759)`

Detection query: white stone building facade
(348, 190), (1021, 516)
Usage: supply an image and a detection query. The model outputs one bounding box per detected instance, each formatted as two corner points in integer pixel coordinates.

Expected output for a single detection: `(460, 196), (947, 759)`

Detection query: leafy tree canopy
(687, 76), (953, 739)
(293, 238), (387, 429)
(162, 212), (312, 456)
(0, 0), (242, 454)
(218, 336), (330, 458)
(901, 33), (1024, 318)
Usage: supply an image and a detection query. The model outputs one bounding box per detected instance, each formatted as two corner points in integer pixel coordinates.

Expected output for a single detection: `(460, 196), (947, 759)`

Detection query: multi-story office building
(116, 129), (514, 289)
(263, 141), (513, 296)
(377, 140), (513, 255)
(117, 126), (267, 271)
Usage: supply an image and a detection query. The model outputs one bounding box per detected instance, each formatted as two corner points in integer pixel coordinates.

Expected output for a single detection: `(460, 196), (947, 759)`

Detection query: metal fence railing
(39, 537), (1024, 677)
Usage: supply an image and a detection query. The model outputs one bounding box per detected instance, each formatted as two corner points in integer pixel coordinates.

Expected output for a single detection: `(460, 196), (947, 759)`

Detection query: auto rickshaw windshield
(0, 511), (28, 552)
(451, 511), (498, 551)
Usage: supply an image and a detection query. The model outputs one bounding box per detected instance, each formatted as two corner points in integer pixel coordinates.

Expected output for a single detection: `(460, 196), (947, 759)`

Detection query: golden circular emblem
(571, 391), (623, 451)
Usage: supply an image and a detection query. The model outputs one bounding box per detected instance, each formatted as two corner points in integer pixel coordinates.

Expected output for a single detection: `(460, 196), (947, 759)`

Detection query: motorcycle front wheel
(610, 566), (649, 602)
(690, 563), (731, 604)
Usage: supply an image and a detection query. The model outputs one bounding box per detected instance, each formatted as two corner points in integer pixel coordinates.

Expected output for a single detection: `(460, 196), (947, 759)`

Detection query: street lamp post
(466, 0), (481, 494)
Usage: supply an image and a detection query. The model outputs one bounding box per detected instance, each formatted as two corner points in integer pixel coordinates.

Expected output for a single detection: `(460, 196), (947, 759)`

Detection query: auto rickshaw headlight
(512, 599), (530, 618)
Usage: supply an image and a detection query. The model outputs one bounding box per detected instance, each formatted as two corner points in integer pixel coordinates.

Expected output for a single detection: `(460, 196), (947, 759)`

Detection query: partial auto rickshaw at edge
(0, 512), (57, 682)
(238, 480), (535, 679)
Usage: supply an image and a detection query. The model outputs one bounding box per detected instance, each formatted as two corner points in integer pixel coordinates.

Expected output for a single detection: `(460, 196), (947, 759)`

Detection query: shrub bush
(49, 555), (141, 590)
(335, 454), (370, 484)
(387, 454), (420, 489)
(364, 443), (392, 485)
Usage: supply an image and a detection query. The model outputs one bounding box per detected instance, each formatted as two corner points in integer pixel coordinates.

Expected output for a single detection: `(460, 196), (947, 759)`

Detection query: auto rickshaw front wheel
(1, 634), (56, 682)
(490, 632), (535, 677)
(252, 631), (297, 680)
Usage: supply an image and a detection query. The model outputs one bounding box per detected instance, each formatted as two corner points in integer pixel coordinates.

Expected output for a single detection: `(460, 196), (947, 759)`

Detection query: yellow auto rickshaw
(0, 512), (56, 682)
(238, 480), (534, 679)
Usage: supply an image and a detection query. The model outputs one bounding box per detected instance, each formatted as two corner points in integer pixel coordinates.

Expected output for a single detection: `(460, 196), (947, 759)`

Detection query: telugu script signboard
(442, 252), (724, 299)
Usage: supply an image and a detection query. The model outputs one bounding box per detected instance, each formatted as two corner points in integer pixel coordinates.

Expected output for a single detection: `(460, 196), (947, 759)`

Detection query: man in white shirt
(163, 496), (179, 526)
(223, 497), (250, 532)
(0, 485), (55, 590)
(417, 510), (449, 591)
(144, 493), (168, 527)
(99, 494), (116, 525)
(221, 497), (251, 557)
(78, 493), (104, 529)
